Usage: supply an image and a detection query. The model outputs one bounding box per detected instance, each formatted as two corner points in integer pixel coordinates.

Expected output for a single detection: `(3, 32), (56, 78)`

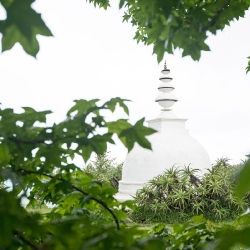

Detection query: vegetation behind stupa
(82, 153), (250, 224)
(132, 158), (250, 223)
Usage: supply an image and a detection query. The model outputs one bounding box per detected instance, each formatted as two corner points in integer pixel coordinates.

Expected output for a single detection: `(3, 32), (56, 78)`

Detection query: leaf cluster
(132, 159), (250, 224)
(121, 0), (249, 64)
(84, 151), (123, 190)
(246, 56), (250, 73)
(0, 99), (159, 249)
(0, 0), (52, 57)
(1, 98), (250, 249)
(152, 213), (250, 250)
(0, 0), (249, 73)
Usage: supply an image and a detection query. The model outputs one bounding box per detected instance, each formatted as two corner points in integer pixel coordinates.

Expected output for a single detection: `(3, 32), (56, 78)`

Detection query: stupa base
(114, 192), (134, 202)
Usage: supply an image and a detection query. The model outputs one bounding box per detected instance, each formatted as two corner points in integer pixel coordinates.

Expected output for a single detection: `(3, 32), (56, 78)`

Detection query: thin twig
(19, 169), (120, 230)
(13, 230), (40, 250)
(210, 0), (231, 27)
(7, 134), (77, 145)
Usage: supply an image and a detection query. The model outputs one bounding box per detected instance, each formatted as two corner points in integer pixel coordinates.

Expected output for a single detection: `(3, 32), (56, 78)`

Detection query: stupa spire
(164, 60), (167, 70)
(155, 61), (178, 111)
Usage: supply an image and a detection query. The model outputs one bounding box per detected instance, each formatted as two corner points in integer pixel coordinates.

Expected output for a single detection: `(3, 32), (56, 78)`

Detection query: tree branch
(7, 134), (77, 145)
(210, 0), (232, 28)
(19, 169), (120, 230)
(13, 230), (40, 250)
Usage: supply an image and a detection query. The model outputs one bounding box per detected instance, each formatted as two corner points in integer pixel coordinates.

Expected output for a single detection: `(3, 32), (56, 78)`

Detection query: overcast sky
(0, 0), (249, 165)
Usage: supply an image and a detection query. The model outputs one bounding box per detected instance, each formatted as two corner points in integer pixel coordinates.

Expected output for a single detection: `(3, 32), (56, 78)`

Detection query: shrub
(131, 158), (250, 224)
(84, 152), (123, 190)
(152, 213), (250, 250)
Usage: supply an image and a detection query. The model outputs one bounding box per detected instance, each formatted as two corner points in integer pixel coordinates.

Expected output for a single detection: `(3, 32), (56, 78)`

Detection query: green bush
(84, 152), (123, 190)
(131, 158), (250, 224)
(152, 213), (250, 250)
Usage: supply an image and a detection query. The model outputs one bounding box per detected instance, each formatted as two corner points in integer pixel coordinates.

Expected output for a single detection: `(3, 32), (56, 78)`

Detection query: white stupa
(116, 62), (211, 201)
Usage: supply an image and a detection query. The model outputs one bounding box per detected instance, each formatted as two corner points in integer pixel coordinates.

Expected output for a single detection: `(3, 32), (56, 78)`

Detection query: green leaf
(82, 233), (108, 250)
(0, 0), (53, 57)
(91, 180), (103, 186)
(92, 116), (105, 127)
(119, 118), (156, 151)
(105, 97), (130, 115)
(86, 0), (110, 10)
(119, 0), (125, 9)
(19, 107), (52, 125)
(246, 56), (250, 74)
(54, 181), (73, 194)
(81, 144), (93, 163)
(107, 118), (156, 151)
(0, 144), (10, 167)
(79, 134), (114, 162)
(217, 227), (250, 249)
(107, 119), (132, 134)
(66, 99), (99, 117)
(235, 160), (250, 198)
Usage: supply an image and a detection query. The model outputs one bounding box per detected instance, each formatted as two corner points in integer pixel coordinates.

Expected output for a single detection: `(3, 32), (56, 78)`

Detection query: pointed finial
(164, 60), (167, 70)
(161, 60), (170, 74)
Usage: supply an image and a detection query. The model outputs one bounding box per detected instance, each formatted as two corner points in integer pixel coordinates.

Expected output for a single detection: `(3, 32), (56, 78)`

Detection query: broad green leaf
(36, 145), (64, 168)
(92, 115), (105, 127)
(81, 144), (93, 162)
(0, 0), (53, 57)
(235, 160), (250, 198)
(19, 107), (52, 125)
(119, 0), (125, 9)
(105, 97), (130, 115)
(108, 118), (156, 151)
(217, 227), (250, 249)
(82, 233), (108, 250)
(66, 99), (99, 116)
(246, 56), (250, 74)
(54, 181), (73, 195)
(79, 134), (114, 162)
(119, 118), (156, 151)
(0, 144), (10, 167)
(91, 179), (102, 186)
(236, 214), (250, 227)
(86, 0), (110, 10)
(107, 119), (132, 134)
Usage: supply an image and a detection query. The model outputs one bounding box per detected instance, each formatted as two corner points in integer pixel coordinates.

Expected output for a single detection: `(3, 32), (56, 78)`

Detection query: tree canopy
(0, 99), (159, 249)
(0, 0), (249, 72)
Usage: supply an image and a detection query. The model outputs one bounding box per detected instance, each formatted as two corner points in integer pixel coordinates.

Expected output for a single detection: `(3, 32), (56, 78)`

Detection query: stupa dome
(116, 61), (211, 201)
(118, 117), (211, 197)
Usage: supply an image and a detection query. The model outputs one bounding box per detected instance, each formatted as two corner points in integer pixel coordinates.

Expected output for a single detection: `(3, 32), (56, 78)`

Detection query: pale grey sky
(0, 0), (249, 165)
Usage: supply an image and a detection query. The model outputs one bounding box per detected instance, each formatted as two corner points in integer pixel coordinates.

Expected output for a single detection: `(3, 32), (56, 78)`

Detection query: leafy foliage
(236, 159), (250, 198)
(0, 0), (52, 57)
(246, 56), (250, 73)
(131, 160), (249, 224)
(1, 102), (250, 250)
(108, 118), (155, 151)
(121, 0), (249, 64)
(0, 0), (249, 72)
(1, 1), (250, 249)
(86, 0), (110, 10)
(0, 99), (161, 249)
(84, 151), (123, 190)
(152, 213), (250, 250)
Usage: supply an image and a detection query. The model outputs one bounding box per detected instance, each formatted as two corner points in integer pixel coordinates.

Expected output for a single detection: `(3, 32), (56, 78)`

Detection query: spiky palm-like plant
(213, 157), (231, 169)
(192, 201), (205, 215)
(131, 158), (250, 224)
